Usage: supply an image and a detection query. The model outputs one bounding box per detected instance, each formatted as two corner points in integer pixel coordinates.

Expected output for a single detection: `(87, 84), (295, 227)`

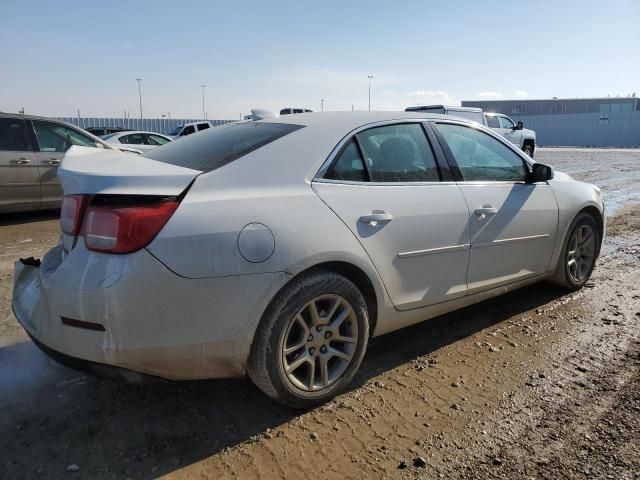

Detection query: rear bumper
(12, 243), (290, 380)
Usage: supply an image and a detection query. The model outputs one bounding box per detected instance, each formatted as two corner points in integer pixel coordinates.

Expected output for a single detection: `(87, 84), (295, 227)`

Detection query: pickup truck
(405, 105), (536, 157)
(168, 121), (213, 139)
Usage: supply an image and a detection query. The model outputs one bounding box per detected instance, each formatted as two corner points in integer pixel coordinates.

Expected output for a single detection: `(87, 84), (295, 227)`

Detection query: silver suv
(0, 113), (113, 213)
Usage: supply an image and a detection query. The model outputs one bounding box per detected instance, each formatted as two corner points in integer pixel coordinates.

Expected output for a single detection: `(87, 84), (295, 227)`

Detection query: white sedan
(12, 112), (604, 407)
(101, 130), (172, 152)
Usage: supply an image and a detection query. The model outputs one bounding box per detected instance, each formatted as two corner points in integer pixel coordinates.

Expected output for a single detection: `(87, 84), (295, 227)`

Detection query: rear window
(144, 121), (304, 172)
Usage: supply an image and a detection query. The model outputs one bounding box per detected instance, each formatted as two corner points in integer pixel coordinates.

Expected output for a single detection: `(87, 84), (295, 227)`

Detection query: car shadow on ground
(1, 282), (566, 478)
(0, 209), (59, 227)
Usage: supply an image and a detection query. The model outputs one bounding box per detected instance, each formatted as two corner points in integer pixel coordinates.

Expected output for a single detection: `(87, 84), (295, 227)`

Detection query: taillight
(81, 201), (179, 254)
(60, 195), (89, 235)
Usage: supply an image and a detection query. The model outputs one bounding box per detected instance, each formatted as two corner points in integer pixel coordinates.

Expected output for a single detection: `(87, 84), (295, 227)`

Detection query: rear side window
(0, 118), (28, 151)
(356, 124), (440, 182)
(325, 140), (367, 182)
(144, 121), (304, 172)
(486, 116), (500, 128)
(119, 133), (145, 145)
(146, 134), (170, 146)
(181, 125), (196, 135)
(197, 123), (210, 131)
(32, 120), (98, 152)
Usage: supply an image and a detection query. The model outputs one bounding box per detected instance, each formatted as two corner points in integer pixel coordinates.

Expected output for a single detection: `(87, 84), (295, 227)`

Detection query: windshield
(169, 125), (184, 135)
(101, 133), (118, 140)
(144, 121), (304, 173)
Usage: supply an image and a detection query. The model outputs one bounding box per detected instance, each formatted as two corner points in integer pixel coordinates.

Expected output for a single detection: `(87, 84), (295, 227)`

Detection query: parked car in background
(406, 105), (536, 157)
(102, 131), (172, 152)
(280, 108), (313, 115)
(0, 112), (132, 213)
(12, 112), (604, 408)
(85, 126), (132, 136)
(168, 121), (212, 139)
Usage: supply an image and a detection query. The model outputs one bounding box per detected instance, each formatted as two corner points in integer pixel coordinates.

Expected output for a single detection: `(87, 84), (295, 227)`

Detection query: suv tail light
(60, 195), (89, 235)
(81, 201), (179, 254)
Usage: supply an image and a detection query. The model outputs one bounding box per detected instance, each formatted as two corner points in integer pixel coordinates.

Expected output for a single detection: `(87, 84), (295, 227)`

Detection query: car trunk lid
(58, 145), (202, 196)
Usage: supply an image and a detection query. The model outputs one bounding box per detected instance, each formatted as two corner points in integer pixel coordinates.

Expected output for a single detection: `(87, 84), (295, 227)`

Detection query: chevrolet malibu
(12, 112), (604, 408)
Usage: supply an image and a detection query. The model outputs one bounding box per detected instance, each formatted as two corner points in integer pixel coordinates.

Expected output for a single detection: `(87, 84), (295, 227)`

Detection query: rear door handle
(359, 211), (393, 225)
(474, 207), (498, 217)
(43, 159), (60, 165)
(10, 158), (31, 165)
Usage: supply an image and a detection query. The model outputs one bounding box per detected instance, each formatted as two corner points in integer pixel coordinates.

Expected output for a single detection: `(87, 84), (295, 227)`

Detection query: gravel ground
(0, 148), (638, 479)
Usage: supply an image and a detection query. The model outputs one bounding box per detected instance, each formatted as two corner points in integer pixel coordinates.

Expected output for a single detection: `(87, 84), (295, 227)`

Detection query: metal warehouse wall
(57, 117), (234, 135)
(462, 100), (640, 147)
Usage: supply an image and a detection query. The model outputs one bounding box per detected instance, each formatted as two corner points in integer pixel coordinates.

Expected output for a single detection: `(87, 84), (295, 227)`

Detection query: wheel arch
(285, 261), (379, 336)
(578, 205), (604, 255)
(522, 138), (535, 153)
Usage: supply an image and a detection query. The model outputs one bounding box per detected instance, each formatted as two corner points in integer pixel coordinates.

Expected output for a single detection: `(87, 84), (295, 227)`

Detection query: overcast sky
(1, 0), (638, 120)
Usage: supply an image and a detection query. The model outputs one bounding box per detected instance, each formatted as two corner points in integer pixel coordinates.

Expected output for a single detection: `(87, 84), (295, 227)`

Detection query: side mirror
(515, 121), (524, 130)
(526, 163), (554, 183)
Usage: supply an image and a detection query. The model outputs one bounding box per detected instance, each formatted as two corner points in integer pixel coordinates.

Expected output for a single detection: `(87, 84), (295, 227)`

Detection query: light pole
(367, 75), (373, 111)
(136, 78), (143, 119)
(201, 84), (206, 120)
(321, 98), (324, 112)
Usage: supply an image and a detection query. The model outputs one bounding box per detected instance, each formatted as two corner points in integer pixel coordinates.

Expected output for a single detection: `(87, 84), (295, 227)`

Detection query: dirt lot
(1, 148), (639, 479)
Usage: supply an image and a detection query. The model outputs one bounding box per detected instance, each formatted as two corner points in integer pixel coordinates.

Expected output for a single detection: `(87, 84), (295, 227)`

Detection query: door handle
(44, 159), (60, 165)
(10, 158), (31, 165)
(474, 207), (498, 217)
(359, 211), (393, 225)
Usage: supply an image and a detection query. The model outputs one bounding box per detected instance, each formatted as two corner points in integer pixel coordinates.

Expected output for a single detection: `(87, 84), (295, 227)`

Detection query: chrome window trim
(313, 178), (456, 187)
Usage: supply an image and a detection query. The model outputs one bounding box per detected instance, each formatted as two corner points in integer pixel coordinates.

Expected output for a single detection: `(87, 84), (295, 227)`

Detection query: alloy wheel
(567, 224), (596, 283)
(281, 294), (358, 392)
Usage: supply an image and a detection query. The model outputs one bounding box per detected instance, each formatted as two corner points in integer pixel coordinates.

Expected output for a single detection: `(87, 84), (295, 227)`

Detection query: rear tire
(523, 144), (534, 157)
(247, 270), (369, 408)
(552, 213), (599, 290)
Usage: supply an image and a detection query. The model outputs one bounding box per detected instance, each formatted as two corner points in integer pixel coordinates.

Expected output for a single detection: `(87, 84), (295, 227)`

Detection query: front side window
(356, 124), (440, 182)
(197, 123), (210, 131)
(499, 116), (515, 129)
(435, 123), (527, 181)
(169, 125), (184, 135)
(325, 140), (367, 182)
(182, 125), (196, 136)
(0, 118), (28, 151)
(32, 120), (99, 152)
(144, 121), (303, 173)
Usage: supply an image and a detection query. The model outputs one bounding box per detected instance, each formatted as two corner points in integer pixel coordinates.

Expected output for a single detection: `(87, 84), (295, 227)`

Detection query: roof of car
(259, 111), (449, 130)
(107, 130), (170, 136)
(0, 111), (75, 122)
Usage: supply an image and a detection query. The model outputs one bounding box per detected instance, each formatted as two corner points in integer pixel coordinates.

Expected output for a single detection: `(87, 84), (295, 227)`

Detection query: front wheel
(553, 213), (599, 290)
(248, 271), (369, 408)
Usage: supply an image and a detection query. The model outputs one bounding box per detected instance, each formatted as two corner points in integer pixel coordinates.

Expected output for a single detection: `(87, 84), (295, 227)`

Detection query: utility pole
(368, 75), (374, 111)
(201, 84), (206, 120)
(321, 99), (324, 112)
(136, 78), (143, 119)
